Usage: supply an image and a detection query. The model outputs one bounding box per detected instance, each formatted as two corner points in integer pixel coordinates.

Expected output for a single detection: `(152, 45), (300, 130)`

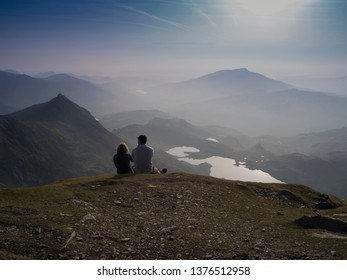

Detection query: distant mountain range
(145, 68), (347, 136)
(2, 68), (347, 197)
(114, 115), (347, 199)
(0, 71), (145, 115)
(3, 68), (347, 136)
(147, 68), (292, 105)
(0, 94), (124, 187)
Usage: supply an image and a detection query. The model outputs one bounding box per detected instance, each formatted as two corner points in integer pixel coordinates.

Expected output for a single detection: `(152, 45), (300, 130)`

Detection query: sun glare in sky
(231, 0), (315, 17)
(0, 0), (346, 78)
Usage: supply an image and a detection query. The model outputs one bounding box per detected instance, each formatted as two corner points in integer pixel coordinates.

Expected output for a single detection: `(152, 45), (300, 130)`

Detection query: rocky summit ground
(0, 173), (347, 260)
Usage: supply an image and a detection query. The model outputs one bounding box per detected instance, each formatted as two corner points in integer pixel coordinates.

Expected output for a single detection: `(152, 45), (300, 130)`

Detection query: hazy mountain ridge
(99, 110), (173, 131)
(142, 69), (347, 136)
(146, 68), (292, 106)
(0, 71), (141, 115)
(284, 76), (347, 97)
(115, 117), (239, 159)
(2, 68), (347, 198)
(249, 152), (347, 199)
(114, 116), (347, 199)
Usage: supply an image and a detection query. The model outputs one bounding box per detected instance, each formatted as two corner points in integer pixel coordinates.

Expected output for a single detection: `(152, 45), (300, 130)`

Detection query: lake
(167, 146), (283, 183)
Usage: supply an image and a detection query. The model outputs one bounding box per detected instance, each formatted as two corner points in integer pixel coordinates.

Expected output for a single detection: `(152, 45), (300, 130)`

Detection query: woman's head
(117, 143), (130, 154)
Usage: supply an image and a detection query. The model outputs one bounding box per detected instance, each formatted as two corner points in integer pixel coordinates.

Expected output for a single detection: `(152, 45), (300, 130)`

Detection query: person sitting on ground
(113, 143), (134, 174)
(131, 135), (167, 174)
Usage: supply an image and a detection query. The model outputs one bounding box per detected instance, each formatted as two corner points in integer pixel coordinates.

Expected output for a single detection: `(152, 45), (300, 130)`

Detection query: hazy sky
(1, 0), (347, 80)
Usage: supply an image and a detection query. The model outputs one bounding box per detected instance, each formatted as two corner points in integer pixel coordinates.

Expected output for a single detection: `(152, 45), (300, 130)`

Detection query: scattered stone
(114, 200), (122, 205)
(80, 213), (96, 223)
(121, 238), (131, 242)
(61, 231), (76, 251)
(331, 251), (337, 257)
(91, 232), (103, 239)
(277, 190), (305, 204)
(312, 232), (347, 239)
(60, 213), (73, 217)
(161, 226), (177, 234)
(277, 211), (284, 216)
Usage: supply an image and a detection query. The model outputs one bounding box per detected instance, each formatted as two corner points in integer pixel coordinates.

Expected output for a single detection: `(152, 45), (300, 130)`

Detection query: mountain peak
(53, 93), (70, 102)
(10, 94), (97, 125)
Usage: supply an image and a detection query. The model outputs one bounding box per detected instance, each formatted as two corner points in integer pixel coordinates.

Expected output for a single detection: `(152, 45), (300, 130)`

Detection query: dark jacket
(113, 153), (134, 174)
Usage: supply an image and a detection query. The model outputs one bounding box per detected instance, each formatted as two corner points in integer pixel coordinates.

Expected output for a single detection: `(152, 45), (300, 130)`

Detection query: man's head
(137, 135), (147, 144)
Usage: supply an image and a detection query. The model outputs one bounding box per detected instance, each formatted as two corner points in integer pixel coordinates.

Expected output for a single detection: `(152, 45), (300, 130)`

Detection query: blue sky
(1, 0), (347, 79)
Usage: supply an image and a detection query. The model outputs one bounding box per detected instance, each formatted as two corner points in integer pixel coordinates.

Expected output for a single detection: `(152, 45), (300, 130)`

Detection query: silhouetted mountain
(11, 94), (100, 130)
(147, 68), (292, 106)
(0, 95), (124, 187)
(143, 68), (347, 136)
(99, 110), (173, 131)
(0, 71), (140, 115)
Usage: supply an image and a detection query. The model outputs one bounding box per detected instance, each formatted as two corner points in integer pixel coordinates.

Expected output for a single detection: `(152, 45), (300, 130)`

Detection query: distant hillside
(116, 118), (347, 199)
(0, 71), (141, 115)
(0, 95), (124, 187)
(0, 173), (346, 260)
(147, 68), (291, 102)
(284, 76), (347, 97)
(115, 117), (240, 159)
(99, 110), (173, 131)
(143, 68), (347, 136)
(249, 152), (347, 199)
(254, 127), (347, 156)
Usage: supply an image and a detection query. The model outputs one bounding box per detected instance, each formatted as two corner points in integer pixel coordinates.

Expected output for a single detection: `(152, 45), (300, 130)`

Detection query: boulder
(296, 216), (347, 234)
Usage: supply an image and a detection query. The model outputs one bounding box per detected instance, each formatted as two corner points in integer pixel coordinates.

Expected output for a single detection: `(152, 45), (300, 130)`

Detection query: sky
(1, 0), (347, 80)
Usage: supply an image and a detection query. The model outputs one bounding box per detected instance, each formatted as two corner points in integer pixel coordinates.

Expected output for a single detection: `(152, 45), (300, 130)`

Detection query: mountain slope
(99, 110), (173, 131)
(0, 95), (124, 187)
(142, 68), (347, 136)
(0, 71), (138, 115)
(249, 152), (347, 199)
(168, 88), (347, 136)
(0, 173), (346, 260)
(10, 94), (100, 130)
(147, 68), (292, 106)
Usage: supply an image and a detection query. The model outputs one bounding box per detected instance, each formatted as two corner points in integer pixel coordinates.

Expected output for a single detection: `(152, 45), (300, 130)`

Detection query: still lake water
(167, 146), (283, 183)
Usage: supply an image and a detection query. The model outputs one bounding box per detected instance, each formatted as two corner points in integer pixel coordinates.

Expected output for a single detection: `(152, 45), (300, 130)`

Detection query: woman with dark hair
(113, 143), (134, 174)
